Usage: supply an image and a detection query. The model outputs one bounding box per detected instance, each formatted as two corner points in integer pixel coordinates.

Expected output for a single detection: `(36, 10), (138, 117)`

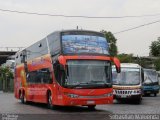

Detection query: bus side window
(36, 71), (41, 83)
(27, 72), (37, 84)
(26, 68), (53, 84)
(26, 73), (30, 83)
(41, 68), (53, 84)
(53, 61), (64, 85)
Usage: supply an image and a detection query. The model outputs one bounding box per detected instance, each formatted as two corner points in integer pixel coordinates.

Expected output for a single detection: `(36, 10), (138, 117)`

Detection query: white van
(112, 63), (144, 104)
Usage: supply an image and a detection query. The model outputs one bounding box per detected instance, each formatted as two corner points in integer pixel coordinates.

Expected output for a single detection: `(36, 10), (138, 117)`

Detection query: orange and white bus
(14, 30), (120, 109)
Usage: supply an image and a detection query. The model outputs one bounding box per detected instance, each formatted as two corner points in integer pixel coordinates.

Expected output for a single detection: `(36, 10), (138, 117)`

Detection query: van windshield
(112, 68), (140, 85)
(144, 69), (158, 83)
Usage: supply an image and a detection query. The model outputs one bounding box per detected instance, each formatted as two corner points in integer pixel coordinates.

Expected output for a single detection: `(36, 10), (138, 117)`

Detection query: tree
(154, 58), (160, 71)
(117, 54), (134, 63)
(135, 57), (149, 68)
(150, 37), (160, 57)
(101, 30), (118, 56)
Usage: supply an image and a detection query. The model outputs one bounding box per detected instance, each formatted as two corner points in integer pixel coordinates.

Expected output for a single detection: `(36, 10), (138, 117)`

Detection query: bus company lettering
(31, 58), (45, 66)
(27, 88), (47, 95)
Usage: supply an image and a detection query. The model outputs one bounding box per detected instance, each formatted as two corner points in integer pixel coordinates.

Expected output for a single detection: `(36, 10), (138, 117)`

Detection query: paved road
(0, 93), (160, 120)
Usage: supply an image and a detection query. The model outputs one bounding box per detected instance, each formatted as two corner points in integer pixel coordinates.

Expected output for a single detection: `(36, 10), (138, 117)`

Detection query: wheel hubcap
(49, 95), (52, 105)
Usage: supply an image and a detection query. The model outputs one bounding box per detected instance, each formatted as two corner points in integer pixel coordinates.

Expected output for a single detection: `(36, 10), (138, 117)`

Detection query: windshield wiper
(89, 80), (106, 83)
(68, 81), (111, 88)
(89, 80), (111, 85)
(89, 80), (112, 87)
(69, 82), (89, 88)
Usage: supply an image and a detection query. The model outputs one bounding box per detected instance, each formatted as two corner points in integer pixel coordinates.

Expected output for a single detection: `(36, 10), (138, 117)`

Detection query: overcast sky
(0, 0), (160, 56)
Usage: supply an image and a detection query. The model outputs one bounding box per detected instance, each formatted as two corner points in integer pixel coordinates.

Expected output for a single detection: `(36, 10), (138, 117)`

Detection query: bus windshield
(144, 69), (158, 83)
(65, 60), (111, 88)
(62, 33), (109, 55)
(112, 68), (140, 85)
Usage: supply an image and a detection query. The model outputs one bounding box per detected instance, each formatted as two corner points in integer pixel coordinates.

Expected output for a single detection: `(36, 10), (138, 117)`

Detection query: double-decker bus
(14, 30), (120, 109)
(112, 63), (144, 104)
(143, 69), (159, 96)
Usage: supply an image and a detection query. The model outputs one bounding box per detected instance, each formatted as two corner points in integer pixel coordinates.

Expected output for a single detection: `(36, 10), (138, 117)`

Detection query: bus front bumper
(55, 88), (113, 106)
(57, 94), (113, 106)
(62, 97), (113, 106)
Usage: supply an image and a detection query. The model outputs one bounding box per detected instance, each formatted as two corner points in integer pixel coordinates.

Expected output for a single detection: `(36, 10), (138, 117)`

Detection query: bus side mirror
(116, 66), (121, 73)
(112, 57), (121, 73)
(58, 55), (66, 71)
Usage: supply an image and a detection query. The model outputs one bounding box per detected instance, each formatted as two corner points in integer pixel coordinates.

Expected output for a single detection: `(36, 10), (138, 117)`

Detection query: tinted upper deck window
(61, 31), (109, 55)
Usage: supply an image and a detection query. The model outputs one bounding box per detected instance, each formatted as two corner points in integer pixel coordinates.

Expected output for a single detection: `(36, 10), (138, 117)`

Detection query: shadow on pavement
(113, 99), (142, 105)
(22, 102), (107, 113)
(16, 102), (112, 120)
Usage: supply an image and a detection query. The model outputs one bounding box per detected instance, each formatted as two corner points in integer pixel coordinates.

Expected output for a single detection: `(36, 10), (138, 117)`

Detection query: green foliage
(135, 57), (149, 68)
(0, 67), (13, 79)
(101, 30), (118, 56)
(0, 66), (14, 92)
(150, 37), (160, 57)
(117, 54), (149, 68)
(117, 54), (134, 63)
(154, 58), (160, 71)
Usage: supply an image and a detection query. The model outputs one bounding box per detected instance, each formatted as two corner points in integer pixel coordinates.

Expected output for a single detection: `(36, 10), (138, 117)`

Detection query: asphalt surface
(0, 93), (160, 120)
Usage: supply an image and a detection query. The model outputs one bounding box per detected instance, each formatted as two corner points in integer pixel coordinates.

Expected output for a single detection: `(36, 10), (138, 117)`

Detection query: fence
(0, 78), (14, 92)
(0, 78), (2, 91)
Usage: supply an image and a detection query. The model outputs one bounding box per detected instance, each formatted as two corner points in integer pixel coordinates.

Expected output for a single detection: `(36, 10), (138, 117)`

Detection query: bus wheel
(47, 92), (53, 109)
(88, 105), (96, 110)
(20, 92), (27, 104)
(154, 93), (157, 97)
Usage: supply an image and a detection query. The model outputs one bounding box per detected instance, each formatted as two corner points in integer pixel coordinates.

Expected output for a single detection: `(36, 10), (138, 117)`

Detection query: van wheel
(88, 105), (96, 110)
(47, 92), (53, 109)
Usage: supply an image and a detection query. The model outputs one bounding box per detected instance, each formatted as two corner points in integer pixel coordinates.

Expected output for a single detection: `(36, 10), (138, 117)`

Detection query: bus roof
(16, 29), (105, 53)
(55, 29), (104, 34)
(15, 29), (107, 64)
(47, 29), (105, 37)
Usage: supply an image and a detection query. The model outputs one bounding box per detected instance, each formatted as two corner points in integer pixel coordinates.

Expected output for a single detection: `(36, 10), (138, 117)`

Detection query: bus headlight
(113, 90), (116, 95)
(103, 93), (113, 97)
(66, 93), (79, 98)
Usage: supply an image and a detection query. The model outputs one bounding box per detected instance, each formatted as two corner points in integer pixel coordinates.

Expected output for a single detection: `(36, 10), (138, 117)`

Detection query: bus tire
(154, 93), (157, 97)
(20, 91), (27, 104)
(47, 91), (53, 109)
(88, 105), (96, 110)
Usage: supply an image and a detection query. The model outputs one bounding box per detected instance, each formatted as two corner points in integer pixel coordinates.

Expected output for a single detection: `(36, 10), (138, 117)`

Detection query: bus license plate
(87, 101), (95, 104)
